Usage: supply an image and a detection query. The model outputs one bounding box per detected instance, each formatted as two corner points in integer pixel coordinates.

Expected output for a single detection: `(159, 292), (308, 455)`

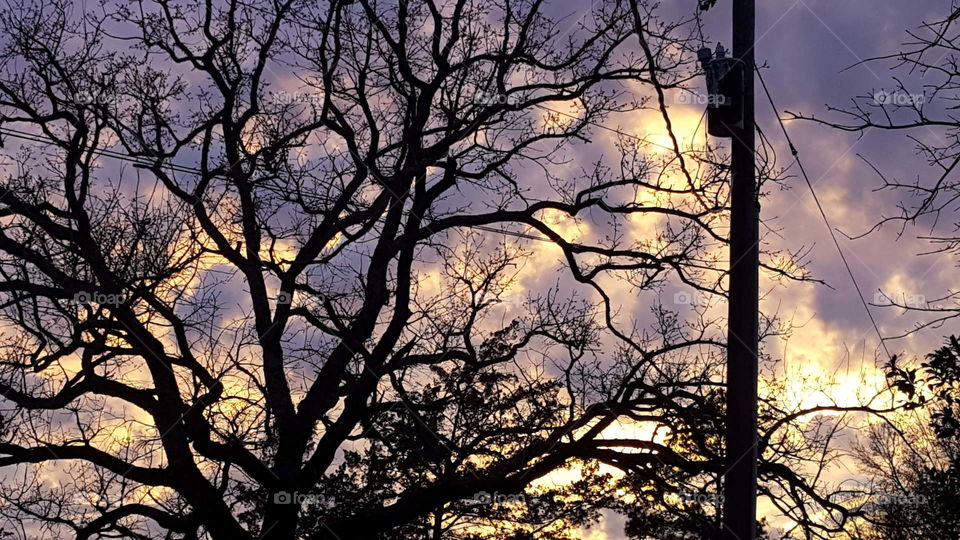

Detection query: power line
(0, 127), (564, 244)
(754, 66), (893, 360)
(0, 126), (213, 178)
(1, 95), (709, 248)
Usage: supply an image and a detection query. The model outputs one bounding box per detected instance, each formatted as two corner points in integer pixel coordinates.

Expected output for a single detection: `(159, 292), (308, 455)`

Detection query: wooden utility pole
(721, 0), (758, 538)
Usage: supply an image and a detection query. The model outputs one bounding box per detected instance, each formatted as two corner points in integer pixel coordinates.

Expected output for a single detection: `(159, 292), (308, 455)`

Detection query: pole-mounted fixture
(697, 43), (745, 138)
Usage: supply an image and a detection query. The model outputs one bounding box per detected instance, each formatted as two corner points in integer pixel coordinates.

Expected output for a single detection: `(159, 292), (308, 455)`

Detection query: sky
(634, 0), (952, 359)
(2, 0), (959, 537)
(411, 0), (960, 535)
(716, 0), (953, 362)
(572, 0), (960, 535)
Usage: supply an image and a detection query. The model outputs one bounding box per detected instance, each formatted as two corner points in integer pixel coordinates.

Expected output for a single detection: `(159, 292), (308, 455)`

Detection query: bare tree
(0, 0), (889, 539)
(790, 2), (960, 334)
(783, 6), (960, 538)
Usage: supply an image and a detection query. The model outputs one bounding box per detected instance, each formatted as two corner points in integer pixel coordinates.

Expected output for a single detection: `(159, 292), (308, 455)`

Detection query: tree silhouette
(791, 6), (960, 334)
(853, 338), (960, 539)
(0, 0), (893, 538)
(795, 8), (960, 536)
